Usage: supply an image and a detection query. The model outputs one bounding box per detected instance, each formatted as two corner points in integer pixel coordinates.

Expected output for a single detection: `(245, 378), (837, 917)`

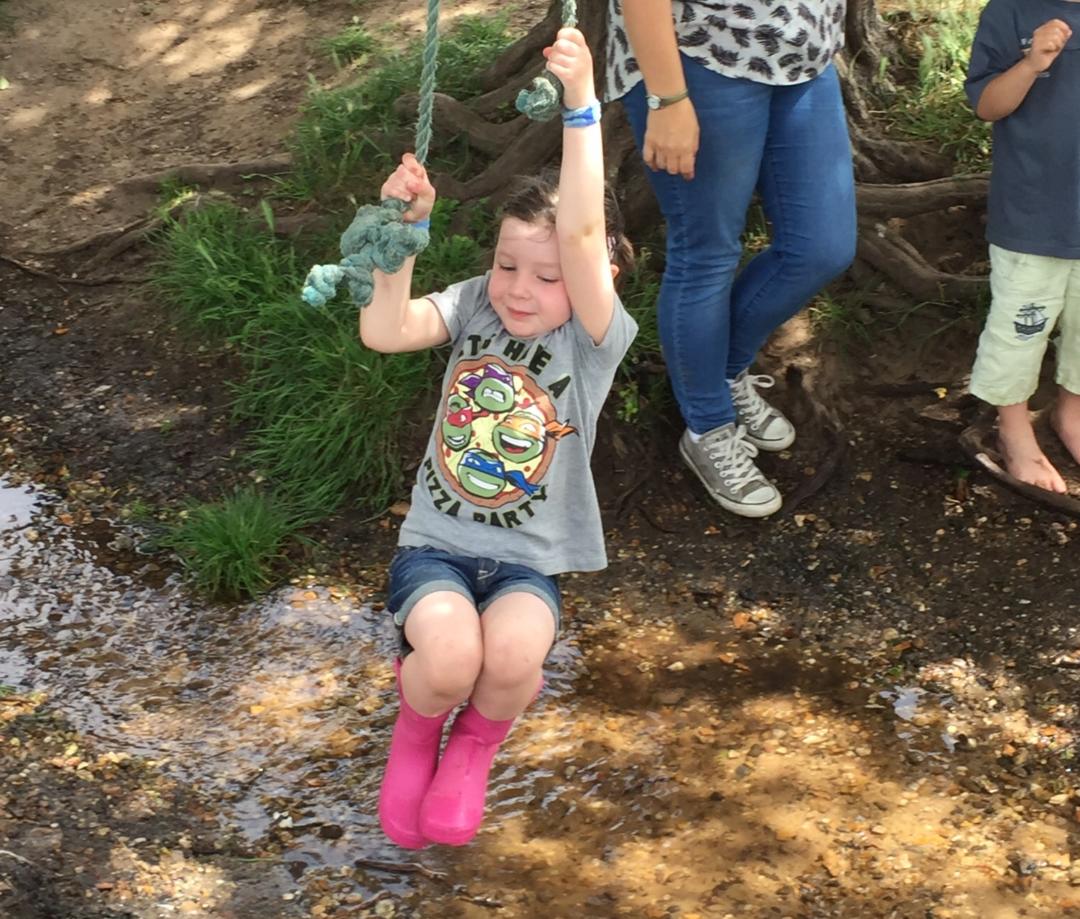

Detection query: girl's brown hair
(497, 170), (635, 287)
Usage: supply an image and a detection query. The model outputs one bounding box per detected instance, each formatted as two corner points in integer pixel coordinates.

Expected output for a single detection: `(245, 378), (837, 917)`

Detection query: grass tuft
(158, 488), (302, 599)
(321, 22), (379, 67)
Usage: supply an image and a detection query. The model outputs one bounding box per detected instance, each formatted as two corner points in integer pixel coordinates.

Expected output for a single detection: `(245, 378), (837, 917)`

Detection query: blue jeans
(622, 59), (856, 433)
(387, 545), (562, 654)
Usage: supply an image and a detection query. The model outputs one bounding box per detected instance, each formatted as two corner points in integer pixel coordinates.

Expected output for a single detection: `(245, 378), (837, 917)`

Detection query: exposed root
(34, 215), (156, 258)
(857, 174), (989, 219)
(435, 119), (561, 204)
(782, 365), (848, 514)
(857, 223), (987, 304)
(474, 1), (561, 92)
(394, 93), (527, 156)
(80, 217), (165, 271)
(959, 410), (1080, 518)
(0, 253), (125, 287)
(117, 156), (292, 193)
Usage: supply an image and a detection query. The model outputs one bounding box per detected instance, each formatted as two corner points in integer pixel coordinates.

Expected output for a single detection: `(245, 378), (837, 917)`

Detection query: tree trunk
(430, 0), (986, 303)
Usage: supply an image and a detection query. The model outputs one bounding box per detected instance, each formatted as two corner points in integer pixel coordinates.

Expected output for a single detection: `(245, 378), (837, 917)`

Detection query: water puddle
(3, 474), (1077, 916)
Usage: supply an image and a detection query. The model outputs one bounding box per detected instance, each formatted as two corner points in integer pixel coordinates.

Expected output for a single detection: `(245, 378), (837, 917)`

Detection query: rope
(301, 0), (441, 308)
(302, 0), (579, 308)
(515, 0), (578, 122)
(414, 0), (441, 166)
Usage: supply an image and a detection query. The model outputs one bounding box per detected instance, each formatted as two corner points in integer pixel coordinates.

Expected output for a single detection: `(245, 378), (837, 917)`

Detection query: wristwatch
(645, 88), (690, 110)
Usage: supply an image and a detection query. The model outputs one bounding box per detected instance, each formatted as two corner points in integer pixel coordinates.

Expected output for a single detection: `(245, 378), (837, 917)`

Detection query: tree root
(857, 174), (989, 218)
(117, 156), (292, 193)
(474, 1), (561, 92)
(435, 120), (561, 204)
(34, 214), (157, 258)
(469, 69), (541, 118)
(394, 93), (527, 156)
(959, 417), (1080, 520)
(781, 366), (848, 514)
(0, 253), (125, 287)
(857, 222), (987, 304)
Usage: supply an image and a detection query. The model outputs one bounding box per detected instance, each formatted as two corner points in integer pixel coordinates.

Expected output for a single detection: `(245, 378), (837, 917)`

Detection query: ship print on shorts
(1013, 303), (1049, 340)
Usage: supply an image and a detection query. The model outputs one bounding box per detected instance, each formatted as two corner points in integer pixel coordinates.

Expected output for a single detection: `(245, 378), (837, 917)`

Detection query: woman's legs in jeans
(622, 61), (855, 434)
(727, 65), (856, 377)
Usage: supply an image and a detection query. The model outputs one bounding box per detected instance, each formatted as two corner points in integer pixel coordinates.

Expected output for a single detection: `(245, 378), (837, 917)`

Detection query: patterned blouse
(604, 0), (847, 99)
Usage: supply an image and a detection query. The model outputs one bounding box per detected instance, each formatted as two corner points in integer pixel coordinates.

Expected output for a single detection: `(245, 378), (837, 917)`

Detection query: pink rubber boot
(377, 659), (451, 849)
(417, 703), (513, 846)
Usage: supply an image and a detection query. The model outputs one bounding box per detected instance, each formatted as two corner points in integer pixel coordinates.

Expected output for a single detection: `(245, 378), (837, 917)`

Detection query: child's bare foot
(1051, 388), (1080, 470)
(997, 403), (1068, 493)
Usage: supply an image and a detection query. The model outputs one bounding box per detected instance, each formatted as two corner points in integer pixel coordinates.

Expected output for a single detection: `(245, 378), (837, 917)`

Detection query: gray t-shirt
(965, 0), (1080, 258)
(605, 0), (847, 100)
(397, 274), (638, 576)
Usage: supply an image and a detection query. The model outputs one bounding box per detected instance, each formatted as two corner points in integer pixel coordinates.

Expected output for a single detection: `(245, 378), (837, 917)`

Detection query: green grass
(888, 0), (991, 171)
(158, 488), (303, 599)
(614, 246), (671, 424)
(153, 199), (438, 513)
(151, 192), (502, 595)
(321, 23), (379, 67)
(808, 293), (874, 345)
(285, 14), (517, 201)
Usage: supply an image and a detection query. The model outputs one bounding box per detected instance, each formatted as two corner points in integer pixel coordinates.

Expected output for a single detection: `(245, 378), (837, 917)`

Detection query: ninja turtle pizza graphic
(436, 357), (576, 509)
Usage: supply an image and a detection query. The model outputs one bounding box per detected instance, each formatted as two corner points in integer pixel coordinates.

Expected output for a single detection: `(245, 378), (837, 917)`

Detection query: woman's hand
(643, 100), (699, 180)
(379, 152), (436, 223)
(543, 27), (596, 109)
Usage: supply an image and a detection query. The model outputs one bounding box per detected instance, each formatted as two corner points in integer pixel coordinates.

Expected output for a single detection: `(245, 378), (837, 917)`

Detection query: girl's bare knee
(480, 639), (545, 692)
(406, 593), (483, 700)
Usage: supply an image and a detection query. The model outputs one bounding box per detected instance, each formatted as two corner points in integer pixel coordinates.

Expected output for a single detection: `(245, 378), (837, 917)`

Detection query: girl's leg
(400, 592), (484, 715)
(379, 592), (483, 849)
(420, 592), (555, 846)
(622, 63), (771, 433)
(470, 592), (556, 719)
(1051, 259), (1080, 467)
(726, 64), (856, 377)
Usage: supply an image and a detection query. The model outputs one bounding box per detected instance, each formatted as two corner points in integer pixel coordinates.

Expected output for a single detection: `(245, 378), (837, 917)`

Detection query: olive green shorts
(970, 244), (1080, 406)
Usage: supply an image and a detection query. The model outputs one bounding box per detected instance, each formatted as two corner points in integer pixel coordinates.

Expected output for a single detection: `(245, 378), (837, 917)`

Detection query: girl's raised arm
(547, 28), (617, 346)
(360, 154), (450, 353)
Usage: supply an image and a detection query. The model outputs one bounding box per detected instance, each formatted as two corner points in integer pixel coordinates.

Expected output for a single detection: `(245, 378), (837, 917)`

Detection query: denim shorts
(387, 545), (562, 650)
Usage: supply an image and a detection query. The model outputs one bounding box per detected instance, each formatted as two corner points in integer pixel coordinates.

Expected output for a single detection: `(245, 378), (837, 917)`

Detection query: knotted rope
(301, 0), (440, 308)
(515, 0), (578, 121)
(302, 0), (579, 308)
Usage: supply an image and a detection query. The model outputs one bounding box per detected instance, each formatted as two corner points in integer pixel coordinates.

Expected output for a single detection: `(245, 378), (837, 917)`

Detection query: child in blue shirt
(966, 2), (1080, 491)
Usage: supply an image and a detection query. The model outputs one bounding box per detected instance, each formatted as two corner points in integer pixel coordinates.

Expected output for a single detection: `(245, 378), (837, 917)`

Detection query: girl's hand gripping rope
(543, 27), (594, 110)
(301, 153), (432, 308)
(381, 153), (436, 225)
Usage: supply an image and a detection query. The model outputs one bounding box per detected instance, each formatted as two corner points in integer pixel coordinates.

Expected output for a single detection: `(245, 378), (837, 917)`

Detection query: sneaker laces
(730, 373), (776, 430)
(704, 425), (761, 490)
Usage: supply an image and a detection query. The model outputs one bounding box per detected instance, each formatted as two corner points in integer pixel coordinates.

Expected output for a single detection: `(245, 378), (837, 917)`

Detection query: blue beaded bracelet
(413, 218), (431, 231)
(562, 99), (601, 128)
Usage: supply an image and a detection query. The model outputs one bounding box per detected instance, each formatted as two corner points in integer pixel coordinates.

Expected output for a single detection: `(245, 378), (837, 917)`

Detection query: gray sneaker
(679, 423), (782, 517)
(728, 370), (795, 452)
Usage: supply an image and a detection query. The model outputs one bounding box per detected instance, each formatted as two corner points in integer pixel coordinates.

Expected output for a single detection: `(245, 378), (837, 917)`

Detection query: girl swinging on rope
(364, 27), (637, 848)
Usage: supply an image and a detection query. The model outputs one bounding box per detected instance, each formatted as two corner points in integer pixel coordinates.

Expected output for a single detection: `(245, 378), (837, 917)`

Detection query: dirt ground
(4, 1), (1080, 918)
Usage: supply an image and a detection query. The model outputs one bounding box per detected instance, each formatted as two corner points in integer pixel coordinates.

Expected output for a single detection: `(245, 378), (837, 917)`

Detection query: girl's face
(487, 217), (572, 339)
